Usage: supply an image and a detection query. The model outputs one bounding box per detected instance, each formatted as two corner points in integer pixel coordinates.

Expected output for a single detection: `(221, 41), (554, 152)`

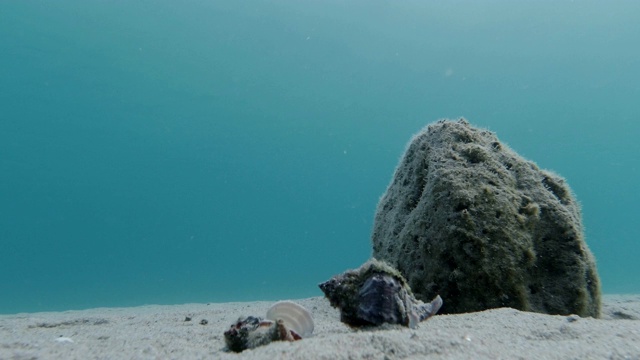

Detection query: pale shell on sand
(223, 300), (314, 352)
(266, 300), (314, 338)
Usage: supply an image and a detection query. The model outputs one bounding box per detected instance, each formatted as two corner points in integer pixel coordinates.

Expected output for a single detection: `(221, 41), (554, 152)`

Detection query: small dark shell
(224, 316), (277, 352)
(319, 259), (443, 328)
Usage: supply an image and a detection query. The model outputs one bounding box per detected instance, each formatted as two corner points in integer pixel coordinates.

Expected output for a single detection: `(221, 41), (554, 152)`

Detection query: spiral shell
(319, 259), (443, 328)
(266, 300), (314, 338)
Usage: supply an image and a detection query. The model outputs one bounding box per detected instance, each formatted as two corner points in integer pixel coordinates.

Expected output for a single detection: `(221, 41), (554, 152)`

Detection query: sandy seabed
(1, 295), (639, 360)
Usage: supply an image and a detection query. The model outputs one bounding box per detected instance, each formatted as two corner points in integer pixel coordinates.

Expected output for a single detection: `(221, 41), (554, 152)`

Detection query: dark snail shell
(319, 259), (442, 328)
(224, 316), (275, 353)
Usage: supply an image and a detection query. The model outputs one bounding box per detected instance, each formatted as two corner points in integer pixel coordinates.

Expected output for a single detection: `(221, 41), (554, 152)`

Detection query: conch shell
(224, 300), (314, 352)
(319, 259), (442, 329)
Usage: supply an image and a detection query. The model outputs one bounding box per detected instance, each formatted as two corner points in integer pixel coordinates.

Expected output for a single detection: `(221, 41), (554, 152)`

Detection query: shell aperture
(356, 273), (405, 326)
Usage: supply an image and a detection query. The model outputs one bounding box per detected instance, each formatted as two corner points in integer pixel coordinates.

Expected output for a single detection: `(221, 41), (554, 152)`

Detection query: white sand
(1, 295), (639, 359)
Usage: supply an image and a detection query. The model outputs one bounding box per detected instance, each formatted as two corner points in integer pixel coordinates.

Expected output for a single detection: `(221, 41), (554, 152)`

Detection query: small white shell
(266, 300), (314, 338)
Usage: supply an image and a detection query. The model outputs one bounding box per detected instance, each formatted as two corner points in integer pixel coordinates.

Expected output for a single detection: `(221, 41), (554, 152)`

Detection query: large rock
(372, 119), (601, 317)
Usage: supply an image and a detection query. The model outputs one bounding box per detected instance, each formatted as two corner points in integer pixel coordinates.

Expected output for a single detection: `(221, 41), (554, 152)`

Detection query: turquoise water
(1, 1), (638, 314)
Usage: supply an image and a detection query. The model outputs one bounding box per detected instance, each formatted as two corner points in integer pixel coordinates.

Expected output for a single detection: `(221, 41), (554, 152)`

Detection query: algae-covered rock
(372, 119), (601, 317)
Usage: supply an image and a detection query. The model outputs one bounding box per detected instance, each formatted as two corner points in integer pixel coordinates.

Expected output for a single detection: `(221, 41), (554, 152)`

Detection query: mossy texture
(372, 119), (601, 317)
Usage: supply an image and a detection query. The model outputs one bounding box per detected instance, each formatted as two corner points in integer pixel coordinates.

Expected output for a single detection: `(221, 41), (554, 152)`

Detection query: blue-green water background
(1, 1), (638, 314)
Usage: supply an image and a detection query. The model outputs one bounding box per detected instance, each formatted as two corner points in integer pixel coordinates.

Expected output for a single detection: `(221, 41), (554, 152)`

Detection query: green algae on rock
(372, 119), (601, 317)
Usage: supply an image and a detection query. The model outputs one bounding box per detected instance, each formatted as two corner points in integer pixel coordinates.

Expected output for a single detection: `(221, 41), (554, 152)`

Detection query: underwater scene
(1, 0), (638, 314)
